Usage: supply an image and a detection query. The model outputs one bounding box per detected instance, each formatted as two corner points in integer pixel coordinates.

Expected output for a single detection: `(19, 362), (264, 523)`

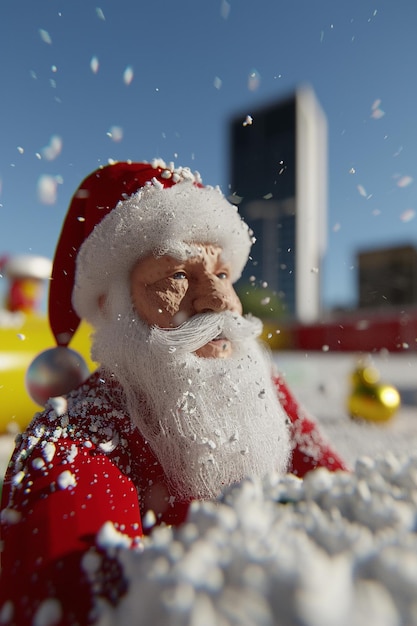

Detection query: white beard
(91, 284), (290, 501)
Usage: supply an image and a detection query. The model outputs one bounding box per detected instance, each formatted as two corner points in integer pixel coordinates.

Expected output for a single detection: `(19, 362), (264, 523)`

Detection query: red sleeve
(273, 373), (348, 477)
(0, 435), (142, 625)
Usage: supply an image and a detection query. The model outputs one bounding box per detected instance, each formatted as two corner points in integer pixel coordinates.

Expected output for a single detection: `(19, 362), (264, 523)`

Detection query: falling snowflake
(214, 76), (222, 90)
(96, 7), (106, 20)
(400, 209), (415, 223)
(41, 135), (63, 161)
(397, 175), (413, 188)
(143, 510), (157, 529)
(39, 29), (52, 44)
(123, 66), (134, 85)
(371, 109), (385, 119)
(220, 0), (231, 19)
(243, 115), (253, 127)
(248, 69), (260, 91)
(371, 99), (385, 119)
(90, 56), (99, 74)
(37, 175), (58, 205)
(107, 126), (124, 142)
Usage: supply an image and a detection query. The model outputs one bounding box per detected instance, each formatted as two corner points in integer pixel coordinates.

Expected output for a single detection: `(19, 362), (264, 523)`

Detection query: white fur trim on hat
(73, 181), (252, 325)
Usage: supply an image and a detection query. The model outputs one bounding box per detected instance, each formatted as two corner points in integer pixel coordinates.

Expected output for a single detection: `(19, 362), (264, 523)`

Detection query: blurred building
(358, 244), (417, 309)
(262, 243), (417, 354)
(229, 85), (327, 323)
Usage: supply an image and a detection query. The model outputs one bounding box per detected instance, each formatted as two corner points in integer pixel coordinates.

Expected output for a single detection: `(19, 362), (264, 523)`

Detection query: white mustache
(149, 311), (263, 354)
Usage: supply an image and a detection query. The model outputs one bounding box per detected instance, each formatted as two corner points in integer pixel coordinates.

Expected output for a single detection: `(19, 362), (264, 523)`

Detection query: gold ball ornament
(347, 364), (401, 423)
(26, 347), (90, 407)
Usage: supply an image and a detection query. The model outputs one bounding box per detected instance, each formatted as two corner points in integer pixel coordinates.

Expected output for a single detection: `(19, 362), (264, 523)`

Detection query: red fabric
(0, 444), (137, 624)
(0, 371), (346, 624)
(274, 373), (348, 476)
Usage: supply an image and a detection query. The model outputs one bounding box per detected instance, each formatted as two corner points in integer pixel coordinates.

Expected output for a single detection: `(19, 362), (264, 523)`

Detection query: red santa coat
(0, 370), (346, 625)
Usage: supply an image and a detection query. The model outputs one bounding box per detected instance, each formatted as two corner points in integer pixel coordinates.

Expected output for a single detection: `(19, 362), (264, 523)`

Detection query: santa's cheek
(153, 282), (187, 319)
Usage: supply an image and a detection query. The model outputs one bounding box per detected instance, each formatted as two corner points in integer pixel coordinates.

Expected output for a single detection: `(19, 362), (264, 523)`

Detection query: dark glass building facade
(230, 97), (296, 314)
(229, 87), (327, 322)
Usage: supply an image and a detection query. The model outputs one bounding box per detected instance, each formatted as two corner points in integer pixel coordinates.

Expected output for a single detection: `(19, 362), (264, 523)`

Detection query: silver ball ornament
(26, 347), (90, 406)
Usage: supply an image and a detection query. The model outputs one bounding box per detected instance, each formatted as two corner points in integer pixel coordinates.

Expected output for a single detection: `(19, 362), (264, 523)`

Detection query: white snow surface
(275, 351), (417, 468)
(98, 460), (417, 626)
(2, 351), (417, 625)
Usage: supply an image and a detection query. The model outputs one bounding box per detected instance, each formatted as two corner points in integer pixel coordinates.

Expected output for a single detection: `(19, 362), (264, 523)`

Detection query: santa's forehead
(152, 242), (227, 263)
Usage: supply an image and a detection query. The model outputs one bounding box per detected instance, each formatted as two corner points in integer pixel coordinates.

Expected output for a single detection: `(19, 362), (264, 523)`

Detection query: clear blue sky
(0, 0), (416, 311)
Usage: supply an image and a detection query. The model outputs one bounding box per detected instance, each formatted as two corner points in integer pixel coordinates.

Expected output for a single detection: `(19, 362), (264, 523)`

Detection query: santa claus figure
(0, 161), (347, 625)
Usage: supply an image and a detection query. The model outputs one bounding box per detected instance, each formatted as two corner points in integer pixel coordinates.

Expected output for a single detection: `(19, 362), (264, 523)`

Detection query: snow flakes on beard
(91, 280), (291, 501)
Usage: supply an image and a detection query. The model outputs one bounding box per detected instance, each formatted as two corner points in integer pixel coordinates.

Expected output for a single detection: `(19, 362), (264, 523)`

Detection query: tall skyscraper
(229, 86), (327, 323)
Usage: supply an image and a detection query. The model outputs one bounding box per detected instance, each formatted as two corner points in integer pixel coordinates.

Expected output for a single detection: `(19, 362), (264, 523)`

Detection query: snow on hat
(50, 159), (252, 348)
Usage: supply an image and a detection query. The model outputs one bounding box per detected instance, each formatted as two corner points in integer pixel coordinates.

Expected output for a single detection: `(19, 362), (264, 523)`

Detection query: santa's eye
(172, 271), (187, 280)
(217, 271), (228, 279)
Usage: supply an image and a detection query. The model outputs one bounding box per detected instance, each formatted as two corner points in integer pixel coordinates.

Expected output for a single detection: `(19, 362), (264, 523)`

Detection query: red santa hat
(49, 159), (252, 348)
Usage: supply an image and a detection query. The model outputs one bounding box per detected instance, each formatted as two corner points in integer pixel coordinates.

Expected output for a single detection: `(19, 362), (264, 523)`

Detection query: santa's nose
(193, 280), (231, 314)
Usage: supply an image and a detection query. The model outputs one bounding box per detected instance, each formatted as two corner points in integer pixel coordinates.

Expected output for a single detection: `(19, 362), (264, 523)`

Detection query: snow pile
(97, 453), (417, 626)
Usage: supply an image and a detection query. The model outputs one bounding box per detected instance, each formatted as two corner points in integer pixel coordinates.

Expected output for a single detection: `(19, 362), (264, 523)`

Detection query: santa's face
(130, 244), (242, 359)
(92, 242), (290, 501)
